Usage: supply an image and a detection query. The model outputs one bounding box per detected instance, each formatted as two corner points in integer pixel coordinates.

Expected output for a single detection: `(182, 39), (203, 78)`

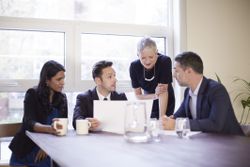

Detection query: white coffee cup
(53, 118), (68, 136)
(76, 119), (91, 135)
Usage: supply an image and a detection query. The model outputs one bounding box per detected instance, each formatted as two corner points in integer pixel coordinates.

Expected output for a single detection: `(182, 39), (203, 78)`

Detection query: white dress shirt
(96, 89), (111, 101)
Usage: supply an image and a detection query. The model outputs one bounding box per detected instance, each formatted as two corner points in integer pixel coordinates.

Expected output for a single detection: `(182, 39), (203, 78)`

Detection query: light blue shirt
(189, 77), (203, 119)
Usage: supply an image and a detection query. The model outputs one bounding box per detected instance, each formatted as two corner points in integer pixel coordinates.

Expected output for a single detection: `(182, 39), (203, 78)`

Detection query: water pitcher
(124, 101), (149, 143)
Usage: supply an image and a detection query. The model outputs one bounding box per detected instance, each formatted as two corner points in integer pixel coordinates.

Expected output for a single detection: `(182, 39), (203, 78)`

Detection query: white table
(26, 130), (250, 167)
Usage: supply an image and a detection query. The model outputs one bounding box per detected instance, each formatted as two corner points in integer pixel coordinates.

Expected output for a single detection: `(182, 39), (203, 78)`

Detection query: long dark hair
(37, 60), (66, 115)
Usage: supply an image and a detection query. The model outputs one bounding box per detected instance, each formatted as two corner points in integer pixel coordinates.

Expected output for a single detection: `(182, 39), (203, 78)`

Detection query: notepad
(94, 100), (153, 134)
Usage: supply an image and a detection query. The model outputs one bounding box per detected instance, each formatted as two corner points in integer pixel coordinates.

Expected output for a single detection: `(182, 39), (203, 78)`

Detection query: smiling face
(46, 71), (65, 92)
(138, 47), (158, 70)
(96, 66), (117, 93)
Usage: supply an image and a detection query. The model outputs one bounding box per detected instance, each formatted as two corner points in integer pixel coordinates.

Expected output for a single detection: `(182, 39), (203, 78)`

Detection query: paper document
(94, 100), (153, 134)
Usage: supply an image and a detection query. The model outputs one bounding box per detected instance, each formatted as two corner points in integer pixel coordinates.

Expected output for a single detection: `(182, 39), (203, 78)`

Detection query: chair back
(0, 122), (22, 166)
(0, 123), (22, 138)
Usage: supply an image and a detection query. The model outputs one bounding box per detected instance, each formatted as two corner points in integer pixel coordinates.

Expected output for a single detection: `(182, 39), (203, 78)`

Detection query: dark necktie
(103, 97), (108, 101)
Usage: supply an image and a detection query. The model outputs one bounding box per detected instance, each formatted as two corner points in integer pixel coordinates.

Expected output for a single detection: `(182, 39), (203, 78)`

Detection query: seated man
(162, 51), (244, 135)
(72, 60), (127, 131)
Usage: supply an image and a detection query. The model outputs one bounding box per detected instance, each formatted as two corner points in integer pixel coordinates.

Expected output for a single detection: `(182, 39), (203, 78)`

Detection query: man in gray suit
(162, 51), (243, 135)
(73, 60), (127, 131)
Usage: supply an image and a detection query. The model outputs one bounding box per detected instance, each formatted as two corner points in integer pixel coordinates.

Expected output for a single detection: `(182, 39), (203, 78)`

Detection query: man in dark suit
(73, 60), (127, 130)
(162, 51), (243, 135)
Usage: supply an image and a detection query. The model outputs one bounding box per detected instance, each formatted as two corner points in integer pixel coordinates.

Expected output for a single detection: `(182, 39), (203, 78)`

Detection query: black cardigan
(9, 88), (68, 158)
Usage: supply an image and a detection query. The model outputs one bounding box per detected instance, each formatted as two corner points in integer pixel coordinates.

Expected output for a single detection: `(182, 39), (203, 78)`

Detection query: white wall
(185, 0), (250, 122)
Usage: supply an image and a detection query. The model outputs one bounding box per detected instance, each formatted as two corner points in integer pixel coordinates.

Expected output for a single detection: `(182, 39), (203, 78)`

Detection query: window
(0, 0), (173, 123)
(0, 0), (168, 26)
(0, 92), (24, 123)
(81, 34), (166, 80)
(0, 29), (65, 80)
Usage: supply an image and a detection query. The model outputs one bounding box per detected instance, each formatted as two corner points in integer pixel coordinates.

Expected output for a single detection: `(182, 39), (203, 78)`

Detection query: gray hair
(137, 37), (157, 55)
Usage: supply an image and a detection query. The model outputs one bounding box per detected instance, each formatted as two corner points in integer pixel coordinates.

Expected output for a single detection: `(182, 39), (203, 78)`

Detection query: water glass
(175, 118), (190, 138)
(148, 118), (161, 142)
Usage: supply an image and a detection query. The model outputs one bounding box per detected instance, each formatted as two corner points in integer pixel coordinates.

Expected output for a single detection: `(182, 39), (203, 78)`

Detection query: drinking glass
(175, 118), (190, 138)
(124, 101), (149, 143)
(148, 118), (161, 142)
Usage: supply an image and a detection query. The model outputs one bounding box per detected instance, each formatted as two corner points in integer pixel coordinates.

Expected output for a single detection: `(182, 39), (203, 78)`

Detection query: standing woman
(129, 37), (175, 119)
(9, 60), (68, 167)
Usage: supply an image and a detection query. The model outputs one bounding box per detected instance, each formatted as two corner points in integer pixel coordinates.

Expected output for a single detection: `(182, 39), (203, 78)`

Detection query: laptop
(94, 100), (153, 134)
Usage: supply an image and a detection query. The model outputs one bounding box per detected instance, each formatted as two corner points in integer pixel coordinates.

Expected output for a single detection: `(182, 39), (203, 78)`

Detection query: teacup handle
(52, 120), (62, 131)
(88, 122), (92, 128)
(53, 120), (58, 130)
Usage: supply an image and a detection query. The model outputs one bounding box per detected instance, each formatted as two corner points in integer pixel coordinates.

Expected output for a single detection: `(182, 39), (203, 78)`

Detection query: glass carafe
(124, 101), (149, 143)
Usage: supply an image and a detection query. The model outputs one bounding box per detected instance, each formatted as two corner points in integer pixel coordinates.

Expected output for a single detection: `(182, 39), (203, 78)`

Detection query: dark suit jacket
(72, 88), (127, 129)
(174, 77), (243, 135)
(9, 88), (68, 158)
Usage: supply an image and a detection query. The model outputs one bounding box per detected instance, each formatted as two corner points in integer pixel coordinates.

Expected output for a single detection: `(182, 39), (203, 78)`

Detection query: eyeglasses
(144, 67), (155, 82)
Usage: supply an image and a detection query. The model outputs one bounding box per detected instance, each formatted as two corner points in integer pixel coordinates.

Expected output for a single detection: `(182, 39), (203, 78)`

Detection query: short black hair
(92, 60), (113, 79)
(175, 51), (203, 74)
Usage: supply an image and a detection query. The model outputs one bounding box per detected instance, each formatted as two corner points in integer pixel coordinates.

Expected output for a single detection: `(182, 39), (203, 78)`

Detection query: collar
(189, 77), (203, 96)
(96, 88), (111, 100)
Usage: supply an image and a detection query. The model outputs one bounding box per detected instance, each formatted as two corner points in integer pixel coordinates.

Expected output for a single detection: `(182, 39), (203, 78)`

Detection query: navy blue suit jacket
(174, 77), (243, 135)
(72, 87), (127, 129)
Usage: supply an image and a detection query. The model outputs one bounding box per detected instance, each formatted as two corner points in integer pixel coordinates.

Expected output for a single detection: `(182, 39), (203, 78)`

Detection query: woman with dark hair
(9, 60), (68, 167)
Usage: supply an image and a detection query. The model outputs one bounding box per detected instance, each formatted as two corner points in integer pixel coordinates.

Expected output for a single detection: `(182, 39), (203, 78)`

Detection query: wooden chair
(0, 123), (22, 167)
